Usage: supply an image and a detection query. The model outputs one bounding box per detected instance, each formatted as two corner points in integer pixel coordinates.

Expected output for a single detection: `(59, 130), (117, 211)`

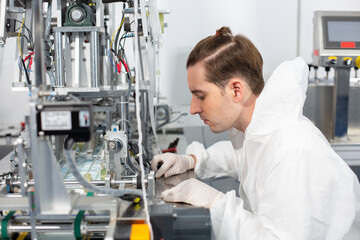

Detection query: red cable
(24, 52), (34, 61)
(28, 57), (33, 70)
(117, 63), (122, 73)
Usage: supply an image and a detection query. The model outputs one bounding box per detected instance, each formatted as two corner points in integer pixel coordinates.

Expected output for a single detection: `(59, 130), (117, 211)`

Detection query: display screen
(327, 21), (360, 42)
(323, 16), (360, 49)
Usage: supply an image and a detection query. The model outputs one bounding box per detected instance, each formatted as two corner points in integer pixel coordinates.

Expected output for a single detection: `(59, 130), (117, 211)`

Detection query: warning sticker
(41, 111), (72, 130)
(79, 111), (90, 127)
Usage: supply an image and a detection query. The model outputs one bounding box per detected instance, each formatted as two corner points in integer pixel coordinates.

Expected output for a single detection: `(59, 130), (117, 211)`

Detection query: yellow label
(130, 224), (150, 240)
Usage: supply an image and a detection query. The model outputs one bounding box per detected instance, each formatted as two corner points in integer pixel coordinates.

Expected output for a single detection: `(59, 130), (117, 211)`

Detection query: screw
(108, 142), (116, 151)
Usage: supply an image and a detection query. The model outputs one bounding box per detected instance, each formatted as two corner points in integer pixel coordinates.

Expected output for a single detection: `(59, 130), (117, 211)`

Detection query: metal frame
(0, 0), (173, 238)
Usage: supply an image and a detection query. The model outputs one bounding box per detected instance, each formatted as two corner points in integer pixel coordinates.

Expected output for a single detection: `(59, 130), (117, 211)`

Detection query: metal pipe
(74, 32), (82, 87)
(90, 31), (100, 87)
(12, 215), (110, 223)
(120, 96), (128, 132)
(7, 224), (109, 233)
(54, 30), (64, 87)
(16, 139), (26, 197)
(32, 0), (46, 89)
(11, 178), (143, 187)
(106, 111), (112, 130)
(296, 0), (302, 57)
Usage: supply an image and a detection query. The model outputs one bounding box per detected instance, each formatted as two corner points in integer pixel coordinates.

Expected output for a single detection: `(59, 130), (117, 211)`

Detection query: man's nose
(190, 98), (201, 115)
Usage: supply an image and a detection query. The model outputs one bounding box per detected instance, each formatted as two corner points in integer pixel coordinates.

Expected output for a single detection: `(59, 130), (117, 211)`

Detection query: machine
(304, 10), (360, 177)
(0, 0), (211, 239)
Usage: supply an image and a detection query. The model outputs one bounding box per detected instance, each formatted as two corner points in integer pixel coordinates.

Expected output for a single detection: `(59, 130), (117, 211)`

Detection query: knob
(343, 57), (353, 66)
(327, 56), (337, 65)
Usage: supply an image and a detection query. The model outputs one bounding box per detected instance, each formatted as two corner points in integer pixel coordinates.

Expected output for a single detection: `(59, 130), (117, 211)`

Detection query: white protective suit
(186, 57), (360, 239)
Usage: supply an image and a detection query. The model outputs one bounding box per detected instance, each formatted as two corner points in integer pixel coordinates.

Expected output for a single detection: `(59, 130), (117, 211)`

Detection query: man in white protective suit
(151, 26), (360, 239)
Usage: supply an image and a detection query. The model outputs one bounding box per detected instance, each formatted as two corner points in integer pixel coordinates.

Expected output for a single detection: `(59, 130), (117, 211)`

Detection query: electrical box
(36, 102), (93, 142)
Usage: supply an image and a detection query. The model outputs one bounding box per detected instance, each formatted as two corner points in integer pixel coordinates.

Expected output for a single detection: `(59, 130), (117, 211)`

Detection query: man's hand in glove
(161, 178), (224, 209)
(151, 153), (195, 178)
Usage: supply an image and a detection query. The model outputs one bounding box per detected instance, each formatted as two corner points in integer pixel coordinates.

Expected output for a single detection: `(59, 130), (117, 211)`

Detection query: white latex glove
(161, 178), (224, 209)
(151, 153), (195, 178)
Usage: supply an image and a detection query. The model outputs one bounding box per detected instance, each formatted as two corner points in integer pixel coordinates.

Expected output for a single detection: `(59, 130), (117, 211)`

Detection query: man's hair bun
(215, 26), (232, 36)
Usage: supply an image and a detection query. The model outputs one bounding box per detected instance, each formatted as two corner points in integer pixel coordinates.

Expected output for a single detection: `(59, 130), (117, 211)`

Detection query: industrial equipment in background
(0, 0), (210, 239)
(304, 10), (360, 178)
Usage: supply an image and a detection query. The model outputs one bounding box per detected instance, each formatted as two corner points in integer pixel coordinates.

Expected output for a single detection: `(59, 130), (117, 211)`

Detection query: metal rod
(120, 96), (127, 132)
(11, 179), (142, 187)
(32, 0), (46, 89)
(7, 224), (109, 233)
(12, 215), (110, 223)
(28, 189), (37, 240)
(90, 31), (100, 87)
(74, 32), (81, 87)
(55, 32), (65, 87)
(106, 111), (112, 130)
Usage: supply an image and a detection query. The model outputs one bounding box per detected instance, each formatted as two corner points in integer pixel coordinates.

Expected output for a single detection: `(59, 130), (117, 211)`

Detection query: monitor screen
(323, 16), (360, 49)
(327, 21), (360, 42)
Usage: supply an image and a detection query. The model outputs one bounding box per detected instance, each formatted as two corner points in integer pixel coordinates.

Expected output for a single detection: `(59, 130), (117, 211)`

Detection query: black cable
(21, 58), (32, 92)
(114, 2), (126, 54)
(119, 31), (128, 42)
(17, 33), (30, 44)
(119, 32), (134, 51)
(15, 20), (33, 47)
(118, 21), (134, 50)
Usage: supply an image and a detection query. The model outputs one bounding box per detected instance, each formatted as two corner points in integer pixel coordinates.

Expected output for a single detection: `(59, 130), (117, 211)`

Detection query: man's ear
(227, 78), (244, 103)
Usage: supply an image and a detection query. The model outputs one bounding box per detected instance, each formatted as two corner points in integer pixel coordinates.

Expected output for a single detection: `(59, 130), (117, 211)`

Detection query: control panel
(312, 11), (360, 68)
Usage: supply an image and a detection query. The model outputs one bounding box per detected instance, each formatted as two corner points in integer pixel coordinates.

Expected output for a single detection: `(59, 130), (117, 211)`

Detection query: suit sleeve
(186, 141), (239, 179)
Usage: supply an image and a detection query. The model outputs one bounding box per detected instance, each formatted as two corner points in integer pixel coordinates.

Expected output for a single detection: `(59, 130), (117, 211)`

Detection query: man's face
(187, 63), (239, 133)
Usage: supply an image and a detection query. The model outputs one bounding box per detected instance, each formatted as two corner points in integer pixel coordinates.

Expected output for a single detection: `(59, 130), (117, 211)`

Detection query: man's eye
(197, 95), (205, 100)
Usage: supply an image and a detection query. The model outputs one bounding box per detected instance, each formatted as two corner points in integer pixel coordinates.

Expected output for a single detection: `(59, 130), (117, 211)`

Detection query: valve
(325, 66), (331, 80)
(343, 57), (353, 66)
(327, 56), (337, 65)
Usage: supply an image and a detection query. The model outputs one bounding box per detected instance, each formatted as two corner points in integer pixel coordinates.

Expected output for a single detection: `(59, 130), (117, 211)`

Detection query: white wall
(0, 0), (359, 127)
(299, 0), (360, 62)
(157, 0), (298, 106)
(157, 0), (360, 108)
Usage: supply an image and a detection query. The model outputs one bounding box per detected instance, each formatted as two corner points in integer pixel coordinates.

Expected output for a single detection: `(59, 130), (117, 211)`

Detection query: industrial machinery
(304, 11), (360, 177)
(0, 0), (211, 239)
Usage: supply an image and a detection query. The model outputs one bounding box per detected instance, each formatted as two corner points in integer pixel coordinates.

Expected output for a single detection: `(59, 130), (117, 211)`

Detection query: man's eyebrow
(191, 89), (206, 94)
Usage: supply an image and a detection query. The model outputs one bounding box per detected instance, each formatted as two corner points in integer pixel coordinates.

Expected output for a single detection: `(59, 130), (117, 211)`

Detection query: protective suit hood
(245, 57), (309, 137)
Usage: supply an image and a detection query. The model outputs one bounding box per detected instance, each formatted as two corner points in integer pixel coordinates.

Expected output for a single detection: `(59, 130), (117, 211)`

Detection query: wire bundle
(17, 18), (34, 92)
